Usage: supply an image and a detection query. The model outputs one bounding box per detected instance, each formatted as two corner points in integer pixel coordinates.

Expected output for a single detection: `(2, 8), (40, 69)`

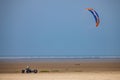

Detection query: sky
(0, 0), (120, 57)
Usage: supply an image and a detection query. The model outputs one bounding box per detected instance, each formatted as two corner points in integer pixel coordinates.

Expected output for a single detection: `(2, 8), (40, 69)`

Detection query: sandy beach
(0, 58), (120, 73)
(0, 58), (120, 80)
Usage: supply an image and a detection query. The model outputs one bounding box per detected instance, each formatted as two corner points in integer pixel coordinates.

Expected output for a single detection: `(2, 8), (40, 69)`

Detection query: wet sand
(0, 58), (120, 73)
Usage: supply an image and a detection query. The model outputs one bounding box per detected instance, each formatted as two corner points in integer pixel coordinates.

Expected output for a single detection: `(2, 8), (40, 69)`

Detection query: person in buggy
(22, 66), (38, 73)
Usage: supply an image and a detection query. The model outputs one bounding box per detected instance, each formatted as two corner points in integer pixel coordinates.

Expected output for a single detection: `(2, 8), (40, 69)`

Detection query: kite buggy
(21, 66), (38, 73)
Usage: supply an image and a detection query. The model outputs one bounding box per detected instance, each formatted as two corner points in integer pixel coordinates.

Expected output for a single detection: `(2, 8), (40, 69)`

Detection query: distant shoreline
(0, 56), (120, 63)
(0, 56), (120, 59)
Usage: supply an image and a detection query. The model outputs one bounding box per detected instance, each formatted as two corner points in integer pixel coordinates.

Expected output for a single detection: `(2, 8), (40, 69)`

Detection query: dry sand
(0, 72), (120, 80)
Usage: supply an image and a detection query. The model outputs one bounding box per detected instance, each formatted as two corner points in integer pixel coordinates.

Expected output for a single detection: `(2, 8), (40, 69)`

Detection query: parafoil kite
(86, 8), (100, 27)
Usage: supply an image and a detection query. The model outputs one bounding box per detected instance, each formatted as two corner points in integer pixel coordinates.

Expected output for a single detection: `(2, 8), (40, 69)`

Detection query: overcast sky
(0, 0), (120, 57)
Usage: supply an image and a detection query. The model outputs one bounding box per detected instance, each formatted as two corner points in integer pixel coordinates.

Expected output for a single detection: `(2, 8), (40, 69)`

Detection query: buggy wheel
(34, 69), (38, 73)
(22, 70), (25, 73)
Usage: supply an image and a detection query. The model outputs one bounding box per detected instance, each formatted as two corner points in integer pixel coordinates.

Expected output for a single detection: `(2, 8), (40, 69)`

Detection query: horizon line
(0, 56), (120, 59)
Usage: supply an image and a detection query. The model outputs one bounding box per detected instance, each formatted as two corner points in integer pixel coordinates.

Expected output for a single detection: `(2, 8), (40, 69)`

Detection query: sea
(0, 56), (120, 62)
